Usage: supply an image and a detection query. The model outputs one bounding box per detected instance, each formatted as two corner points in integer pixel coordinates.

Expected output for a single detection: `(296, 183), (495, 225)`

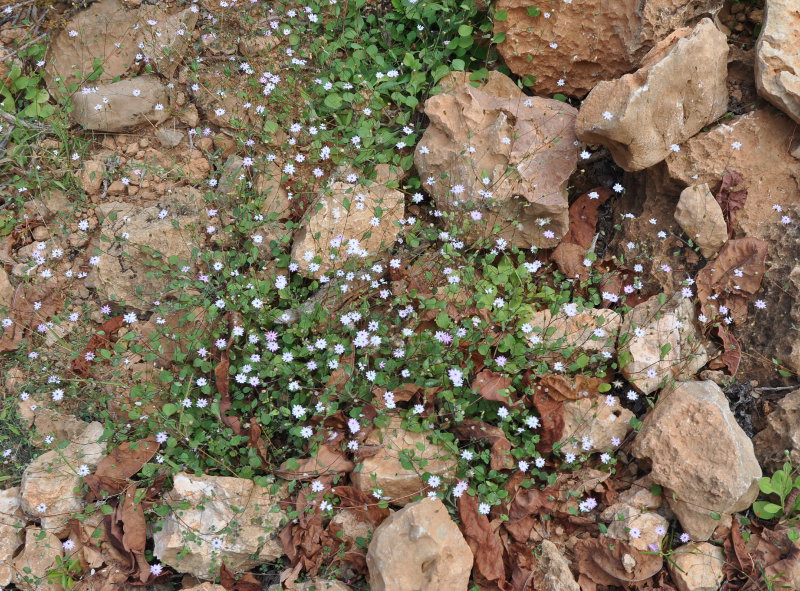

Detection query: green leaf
(759, 477), (774, 495)
(553, 93), (568, 102)
(324, 94), (343, 109)
(458, 25), (473, 37)
(494, 10), (508, 21)
(493, 32), (506, 44)
(451, 59), (466, 71)
(162, 403), (179, 417)
(526, 6), (541, 17)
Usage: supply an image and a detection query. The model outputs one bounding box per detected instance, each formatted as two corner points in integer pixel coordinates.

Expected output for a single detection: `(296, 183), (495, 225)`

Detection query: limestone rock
(619, 291), (708, 394)
(183, 584), (228, 591)
(79, 160), (105, 195)
(19, 422), (106, 536)
(606, 504), (668, 552)
(367, 498), (472, 591)
(415, 71), (577, 248)
(292, 164), (404, 277)
(31, 408), (89, 448)
(0, 487), (25, 587)
(0, 266), (13, 310)
(137, 6), (198, 77)
(71, 77), (170, 132)
(268, 580), (350, 591)
(494, 0), (725, 97)
(632, 381), (762, 540)
(755, 0), (800, 124)
(667, 542), (725, 591)
(155, 127), (184, 148)
(529, 307), (620, 355)
(651, 108), (799, 239)
(577, 19), (729, 171)
(153, 472), (286, 580)
(13, 527), (64, 591)
(674, 184), (728, 258)
(351, 417), (456, 506)
(90, 188), (202, 307)
(754, 388), (800, 473)
(560, 397), (634, 454)
(534, 540), (580, 591)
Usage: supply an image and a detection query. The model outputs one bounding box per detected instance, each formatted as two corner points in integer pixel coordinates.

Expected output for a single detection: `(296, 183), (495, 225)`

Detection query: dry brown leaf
(452, 420), (514, 471)
(574, 538), (663, 586)
(714, 170), (748, 238)
(94, 437), (159, 481)
(472, 369), (514, 403)
(71, 316), (125, 377)
(697, 238), (768, 300)
(458, 493), (510, 591)
(539, 374), (607, 401)
(0, 279), (66, 352)
(532, 390), (564, 454)
(504, 487), (554, 543)
(559, 188), (612, 249)
(332, 485), (389, 525)
(277, 445), (355, 480)
(219, 563), (262, 591)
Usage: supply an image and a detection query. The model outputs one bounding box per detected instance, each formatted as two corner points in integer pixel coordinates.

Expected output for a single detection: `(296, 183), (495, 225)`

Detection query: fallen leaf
(94, 438), (159, 481)
(71, 316), (125, 377)
(574, 538), (663, 585)
(532, 390), (564, 454)
(472, 369), (514, 403)
(714, 170), (748, 238)
(539, 374), (606, 401)
(697, 238), (768, 301)
(458, 493), (510, 590)
(504, 487), (554, 543)
(277, 445), (355, 479)
(332, 485), (390, 525)
(453, 420), (514, 470)
(0, 279), (66, 352)
(219, 563), (262, 591)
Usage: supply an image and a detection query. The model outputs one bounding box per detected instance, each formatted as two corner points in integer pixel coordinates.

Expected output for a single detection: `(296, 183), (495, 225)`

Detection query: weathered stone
(601, 475), (662, 521)
(415, 71), (577, 248)
(0, 266), (13, 310)
(0, 487), (25, 587)
(79, 160), (105, 195)
(754, 388), (800, 473)
(155, 127), (184, 148)
(268, 580), (351, 591)
(183, 584), (228, 591)
(755, 0), (800, 124)
(632, 381), (762, 540)
(137, 6), (198, 77)
(13, 527), (63, 591)
(560, 396), (634, 454)
(152, 472), (286, 580)
(31, 408), (89, 448)
(534, 540), (580, 591)
(674, 184), (728, 258)
(619, 291), (708, 395)
(352, 417), (456, 507)
(667, 542), (725, 591)
(494, 0), (725, 97)
(606, 504), (669, 552)
(91, 188), (202, 307)
(577, 19), (729, 171)
(292, 164), (404, 277)
(19, 422), (106, 536)
(367, 498), (472, 591)
(529, 307), (620, 355)
(71, 77), (170, 132)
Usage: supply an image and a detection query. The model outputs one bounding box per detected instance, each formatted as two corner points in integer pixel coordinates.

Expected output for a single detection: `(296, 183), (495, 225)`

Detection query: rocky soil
(1, 0), (800, 590)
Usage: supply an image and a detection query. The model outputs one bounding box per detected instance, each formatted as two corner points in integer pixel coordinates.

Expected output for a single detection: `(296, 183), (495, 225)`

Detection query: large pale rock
(534, 540), (580, 591)
(152, 472), (286, 580)
(755, 0), (800, 124)
(667, 542), (725, 591)
(13, 527), (64, 591)
(606, 504), (668, 552)
(90, 188), (202, 307)
(494, 0), (724, 97)
(269, 580), (350, 591)
(292, 164), (404, 277)
(619, 291), (708, 394)
(632, 381), (762, 540)
(415, 71), (577, 248)
(0, 487), (25, 586)
(650, 108), (800, 239)
(20, 422), (106, 536)
(754, 388), (800, 473)
(79, 160), (105, 195)
(577, 19), (729, 171)
(367, 498), (473, 591)
(352, 417), (456, 507)
(0, 266), (13, 309)
(71, 76), (170, 132)
(560, 397), (634, 454)
(674, 184), (728, 258)
(45, 0), (197, 97)
(529, 307), (620, 355)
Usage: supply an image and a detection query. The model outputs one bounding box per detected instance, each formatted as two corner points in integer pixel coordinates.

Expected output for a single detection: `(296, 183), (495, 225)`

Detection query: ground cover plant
(1, 0), (799, 589)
